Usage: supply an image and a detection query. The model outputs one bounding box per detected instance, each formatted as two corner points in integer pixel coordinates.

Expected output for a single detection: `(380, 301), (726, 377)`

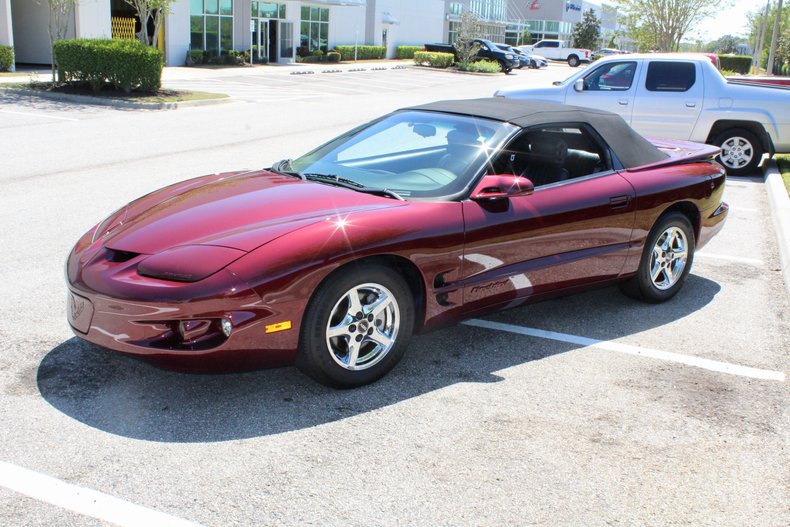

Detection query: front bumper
(66, 234), (303, 371)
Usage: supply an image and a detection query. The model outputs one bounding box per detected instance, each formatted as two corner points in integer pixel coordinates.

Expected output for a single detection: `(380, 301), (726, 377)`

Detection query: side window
(583, 61), (636, 91)
(645, 61), (696, 92)
(545, 41), (559, 48)
(490, 125), (609, 187)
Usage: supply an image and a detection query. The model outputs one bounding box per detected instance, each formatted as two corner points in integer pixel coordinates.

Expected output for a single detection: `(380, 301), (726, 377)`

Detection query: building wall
(367, 0), (444, 58)
(327, 4), (366, 48)
(76, 0), (111, 38)
(10, 0), (75, 64)
(166, 0), (191, 66)
(1, 0), (13, 48)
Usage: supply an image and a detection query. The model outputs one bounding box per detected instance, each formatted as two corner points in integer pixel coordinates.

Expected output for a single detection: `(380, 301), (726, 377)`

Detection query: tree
(454, 11), (481, 67)
(47, 0), (77, 83)
(706, 34), (742, 54)
(124, 0), (174, 48)
(572, 9), (601, 50)
(616, 0), (729, 52)
(518, 28), (532, 46)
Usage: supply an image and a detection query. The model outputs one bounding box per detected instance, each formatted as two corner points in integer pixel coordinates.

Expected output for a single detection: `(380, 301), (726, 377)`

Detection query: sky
(694, 0), (769, 41)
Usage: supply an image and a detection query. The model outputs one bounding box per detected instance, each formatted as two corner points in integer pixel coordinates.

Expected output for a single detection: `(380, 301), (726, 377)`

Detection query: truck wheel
(567, 55), (580, 67)
(713, 128), (764, 176)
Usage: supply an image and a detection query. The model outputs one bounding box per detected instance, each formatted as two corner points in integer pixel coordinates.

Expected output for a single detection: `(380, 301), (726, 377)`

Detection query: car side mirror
(471, 174), (534, 201)
(574, 78), (584, 92)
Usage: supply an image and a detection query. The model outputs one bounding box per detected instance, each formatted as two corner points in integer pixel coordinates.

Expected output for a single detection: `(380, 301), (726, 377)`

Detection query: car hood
(103, 170), (405, 254)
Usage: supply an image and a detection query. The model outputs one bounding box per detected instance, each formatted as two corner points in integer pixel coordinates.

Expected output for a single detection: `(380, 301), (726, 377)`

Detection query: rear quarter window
(645, 61), (696, 92)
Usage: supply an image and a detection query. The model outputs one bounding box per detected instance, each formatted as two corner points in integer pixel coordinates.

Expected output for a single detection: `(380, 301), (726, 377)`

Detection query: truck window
(645, 62), (696, 92)
(538, 41), (559, 48)
(583, 61), (636, 91)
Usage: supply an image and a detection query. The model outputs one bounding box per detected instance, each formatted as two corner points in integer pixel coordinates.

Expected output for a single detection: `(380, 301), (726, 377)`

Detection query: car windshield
(291, 111), (517, 200)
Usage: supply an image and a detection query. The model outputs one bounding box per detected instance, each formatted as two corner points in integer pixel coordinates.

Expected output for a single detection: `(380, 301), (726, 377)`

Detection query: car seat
(525, 138), (569, 186)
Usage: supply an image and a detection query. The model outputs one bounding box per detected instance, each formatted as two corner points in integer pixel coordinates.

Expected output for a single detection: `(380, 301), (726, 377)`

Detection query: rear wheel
(713, 128), (763, 176)
(297, 264), (414, 388)
(567, 55), (580, 67)
(619, 212), (695, 303)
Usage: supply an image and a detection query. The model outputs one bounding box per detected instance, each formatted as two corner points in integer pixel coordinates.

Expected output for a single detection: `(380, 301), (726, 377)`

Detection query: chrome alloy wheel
(719, 136), (754, 171)
(650, 226), (688, 290)
(325, 283), (400, 371)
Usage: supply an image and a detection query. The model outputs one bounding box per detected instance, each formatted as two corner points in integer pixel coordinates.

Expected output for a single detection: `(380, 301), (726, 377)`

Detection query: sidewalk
(0, 60), (414, 84)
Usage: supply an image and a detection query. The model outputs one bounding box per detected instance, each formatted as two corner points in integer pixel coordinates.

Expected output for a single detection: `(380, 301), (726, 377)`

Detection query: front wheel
(619, 212), (695, 303)
(567, 55), (580, 67)
(713, 128), (764, 176)
(297, 264), (414, 388)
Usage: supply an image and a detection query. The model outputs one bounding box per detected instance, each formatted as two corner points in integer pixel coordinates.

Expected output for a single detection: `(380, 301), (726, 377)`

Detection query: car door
(564, 60), (640, 123)
(460, 126), (636, 312)
(631, 60), (703, 140)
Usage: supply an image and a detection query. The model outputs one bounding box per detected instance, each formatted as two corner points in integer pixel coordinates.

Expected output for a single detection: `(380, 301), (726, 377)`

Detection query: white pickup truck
(495, 53), (790, 175)
(518, 39), (591, 67)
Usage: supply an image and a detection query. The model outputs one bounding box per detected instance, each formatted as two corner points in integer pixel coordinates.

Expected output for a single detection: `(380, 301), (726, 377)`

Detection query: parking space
(0, 66), (787, 526)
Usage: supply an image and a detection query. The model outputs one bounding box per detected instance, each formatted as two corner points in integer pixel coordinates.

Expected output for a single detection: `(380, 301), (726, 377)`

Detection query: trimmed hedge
(54, 38), (163, 92)
(396, 46), (423, 59)
(718, 55), (752, 74)
(334, 45), (386, 60)
(413, 51), (454, 68)
(459, 60), (501, 73)
(0, 45), (13, 71)
(327, 51), (341, 63)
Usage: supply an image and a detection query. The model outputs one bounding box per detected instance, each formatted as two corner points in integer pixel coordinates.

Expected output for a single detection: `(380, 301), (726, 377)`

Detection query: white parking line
(463, 319), (785, 382)
(0, 109), (79, 121)
(696, 252), (763, 266)
(0, 461), (203, 527)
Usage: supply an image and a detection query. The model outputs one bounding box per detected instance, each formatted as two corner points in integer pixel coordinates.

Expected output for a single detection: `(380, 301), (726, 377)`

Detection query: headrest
(530, 138), (568, 166)
(446, 129), (480, 146)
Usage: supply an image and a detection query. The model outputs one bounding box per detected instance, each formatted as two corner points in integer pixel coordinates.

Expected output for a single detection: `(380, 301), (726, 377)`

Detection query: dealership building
(0, 0), (623, 69)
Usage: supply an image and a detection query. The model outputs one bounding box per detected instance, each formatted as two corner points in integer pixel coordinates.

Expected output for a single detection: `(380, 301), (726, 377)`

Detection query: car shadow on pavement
(37, 275), (720, 443)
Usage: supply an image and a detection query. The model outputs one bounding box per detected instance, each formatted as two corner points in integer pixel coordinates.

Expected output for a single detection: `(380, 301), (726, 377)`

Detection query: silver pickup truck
(495, 53), (790, 175)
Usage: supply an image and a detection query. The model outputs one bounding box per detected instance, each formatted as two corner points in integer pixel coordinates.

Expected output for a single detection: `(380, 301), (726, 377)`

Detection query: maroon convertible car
(67, 98), (728, 387)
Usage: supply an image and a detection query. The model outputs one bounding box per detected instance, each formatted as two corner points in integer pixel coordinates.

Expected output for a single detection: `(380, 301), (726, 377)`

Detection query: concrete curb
(0, 87), (232, 110)
(763, 159), (790, 299)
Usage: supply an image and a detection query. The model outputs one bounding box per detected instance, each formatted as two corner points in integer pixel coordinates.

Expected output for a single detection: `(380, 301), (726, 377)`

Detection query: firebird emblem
(70, 294), (85, 320)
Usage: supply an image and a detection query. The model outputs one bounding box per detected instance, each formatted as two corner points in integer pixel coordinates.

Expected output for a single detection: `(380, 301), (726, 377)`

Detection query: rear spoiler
(625, 139), (721, 172)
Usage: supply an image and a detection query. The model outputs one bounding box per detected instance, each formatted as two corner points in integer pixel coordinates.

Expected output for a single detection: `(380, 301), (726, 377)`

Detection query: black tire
(297, 264), (414, 388)
(713, 128), (764, 176)
(498, 61), (512, 74)
(567, 55), (580, 67)
(619, 212), (695, 303)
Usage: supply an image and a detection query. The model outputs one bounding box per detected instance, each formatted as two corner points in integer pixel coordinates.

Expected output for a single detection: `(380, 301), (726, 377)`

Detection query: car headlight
(137, 245), (246, 282)
(506, 54), (514, 59)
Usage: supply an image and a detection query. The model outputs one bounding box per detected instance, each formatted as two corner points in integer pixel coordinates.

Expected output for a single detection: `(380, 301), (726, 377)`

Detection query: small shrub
(188, 49), (204, 65)
(327, 51), (341, 63)
(312, 49), (324, 58)
(54, 39), (163, 92)
(718, 55), (752, 74)
(0, 45), (13, 72)
(413, 51), (454, 68)
(396, 46), (423, 60)
(224, 50), (243, 64)
(720, 69), (738, 77)
(458, 60), (501, 73)
(334, 45), (386, 60)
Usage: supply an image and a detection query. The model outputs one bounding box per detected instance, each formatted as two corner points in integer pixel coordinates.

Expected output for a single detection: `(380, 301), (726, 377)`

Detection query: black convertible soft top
(405, 98), (669, 169)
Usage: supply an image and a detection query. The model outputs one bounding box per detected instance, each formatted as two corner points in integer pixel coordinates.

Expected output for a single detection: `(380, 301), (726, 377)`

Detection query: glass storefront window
(190, 0), (202, 15)
(205, 16), (218, 52)
(220, 0), (232, 16)
(190, 15), (203, 49)
(300, 6), (329, 54)
(253, 2), (285, 19)
(191, 0), (233, 54)
(205, 0), (218, 15)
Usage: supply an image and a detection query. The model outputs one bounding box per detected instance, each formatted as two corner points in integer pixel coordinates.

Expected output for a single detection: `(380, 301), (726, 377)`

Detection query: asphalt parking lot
(0, 64), (788, 526)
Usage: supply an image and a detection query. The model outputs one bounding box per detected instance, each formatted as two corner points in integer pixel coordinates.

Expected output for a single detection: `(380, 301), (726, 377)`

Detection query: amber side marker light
(265, 321), (292, 334)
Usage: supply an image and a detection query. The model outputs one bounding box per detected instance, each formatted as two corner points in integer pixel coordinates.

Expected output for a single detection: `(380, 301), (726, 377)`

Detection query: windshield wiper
(303, 173), (405, 201)
(269, 159), (304, 179)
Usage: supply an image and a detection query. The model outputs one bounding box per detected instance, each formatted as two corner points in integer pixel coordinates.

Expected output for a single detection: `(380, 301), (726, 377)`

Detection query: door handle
(685, 102), (697, 108)
(618, 99), (629, 106)
(609, 195), (631, 208)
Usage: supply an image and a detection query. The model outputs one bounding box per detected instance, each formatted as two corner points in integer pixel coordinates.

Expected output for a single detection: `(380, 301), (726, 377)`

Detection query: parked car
(518, 39), (591, 67)
(495, 43), (529, 69)
(424, 39), (519, 73)
(592, 48), (625, 61)
(67, 98), (728, 388)
(495, 53), (790, 175)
